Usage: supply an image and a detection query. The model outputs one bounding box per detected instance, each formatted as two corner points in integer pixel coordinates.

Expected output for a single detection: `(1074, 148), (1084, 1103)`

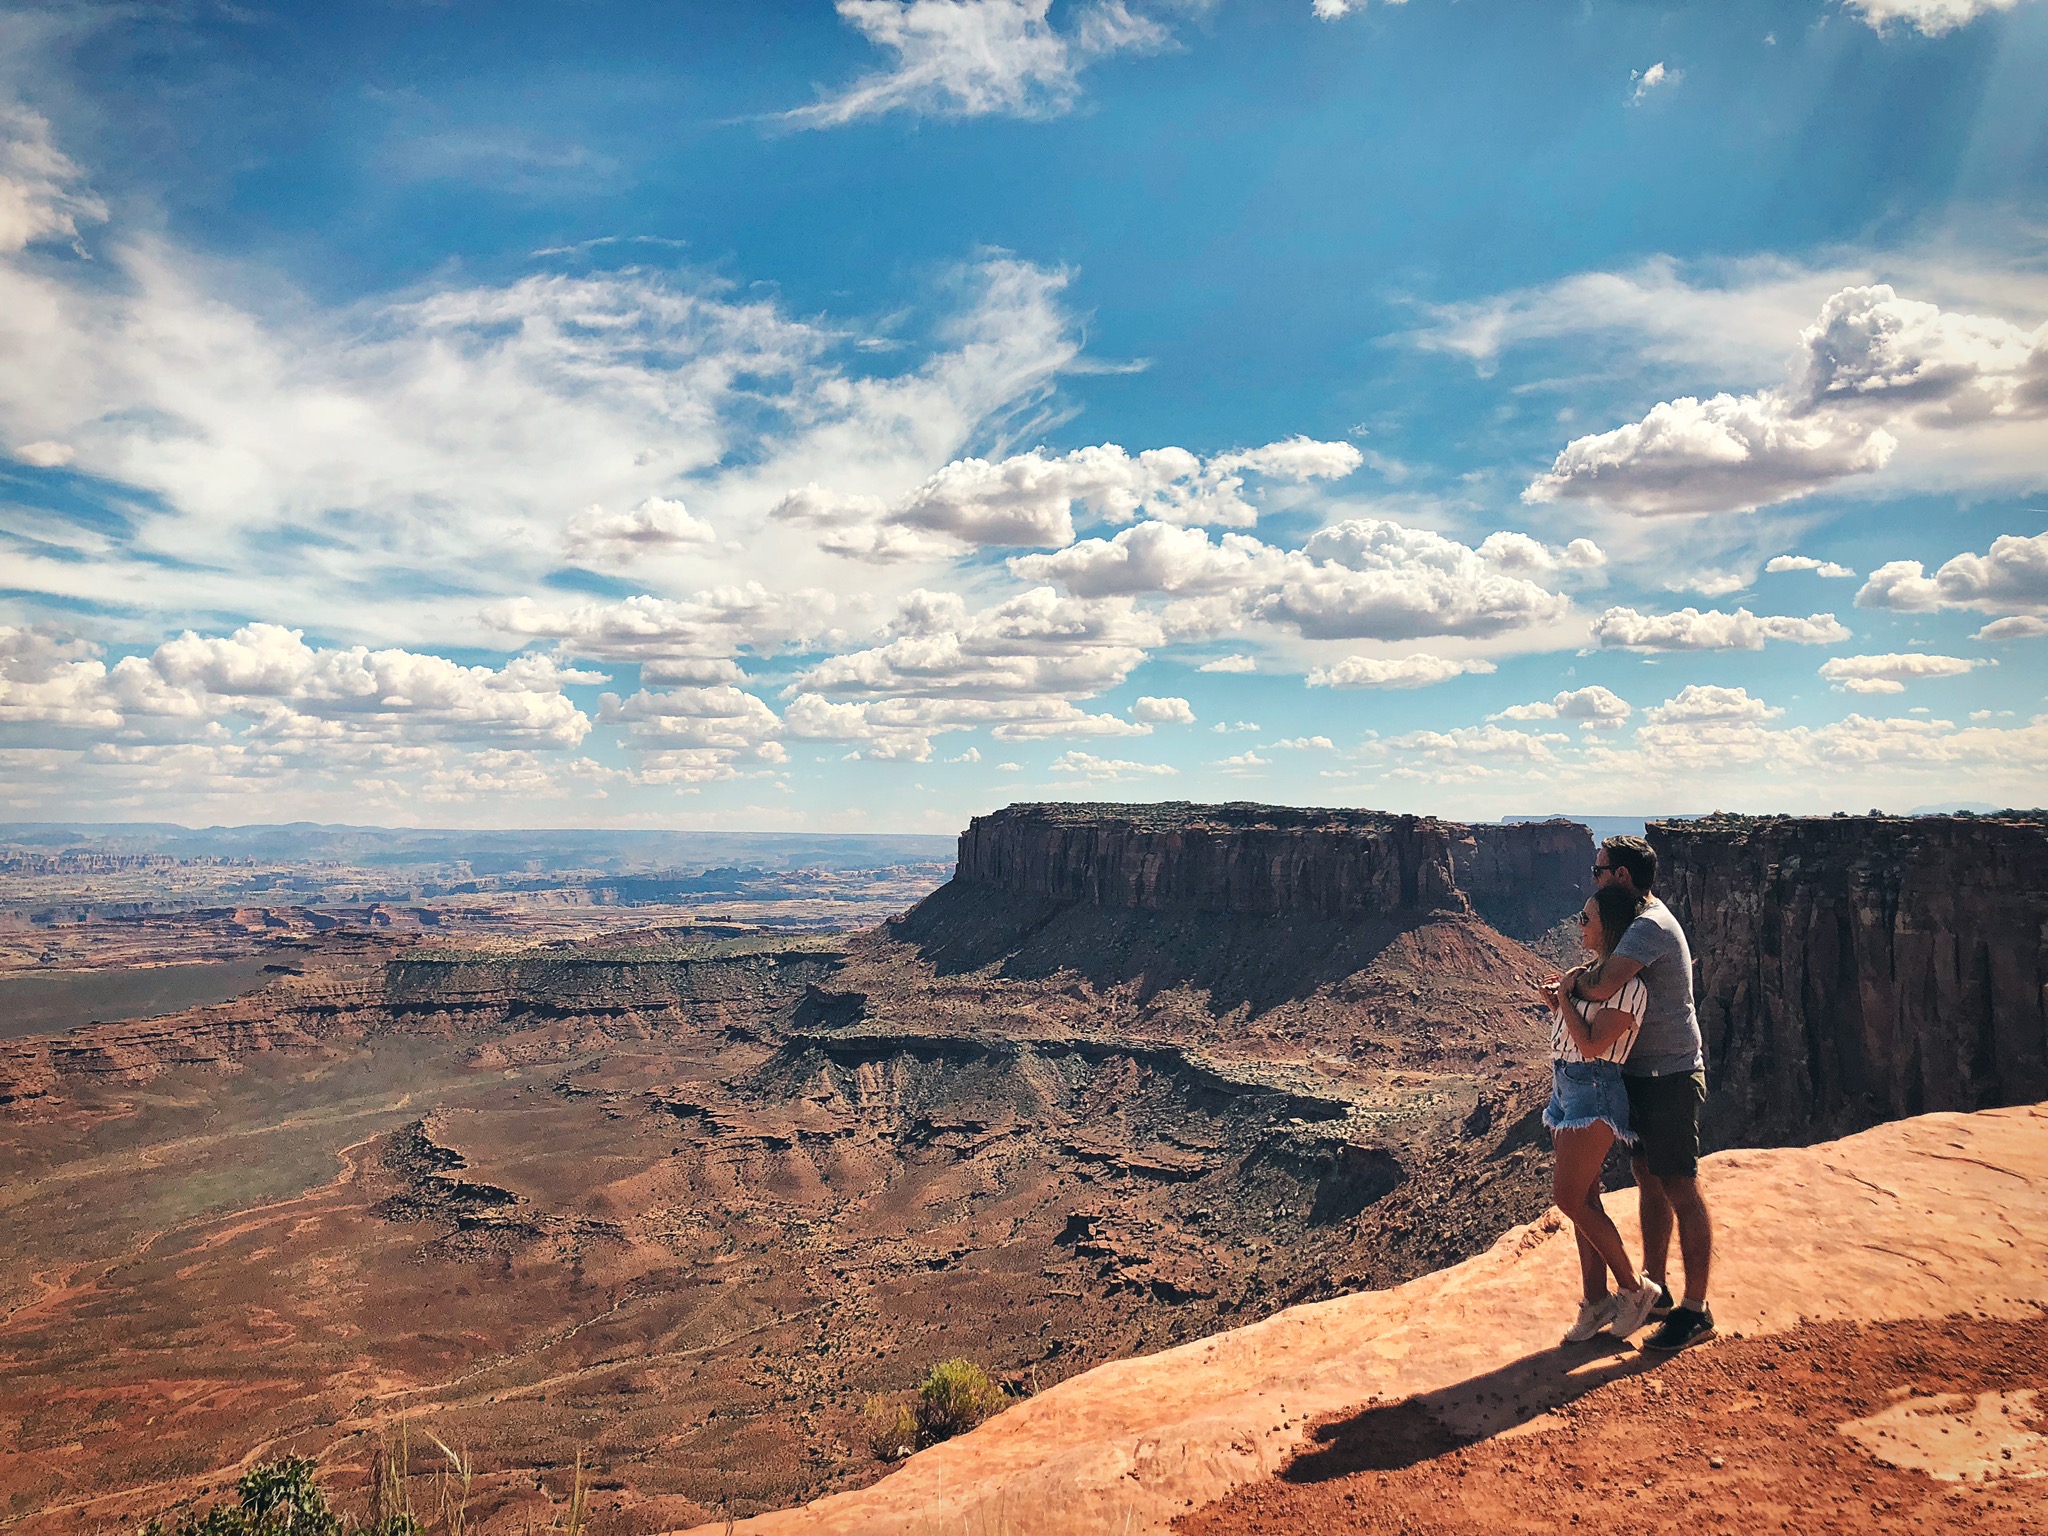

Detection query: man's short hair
(1602, 835), (1657, 892)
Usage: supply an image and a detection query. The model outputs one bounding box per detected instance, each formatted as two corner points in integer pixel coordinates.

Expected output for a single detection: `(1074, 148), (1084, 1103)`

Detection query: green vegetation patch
(865, 1358), (1012, 1460)
(138, 1457), (417, 1536)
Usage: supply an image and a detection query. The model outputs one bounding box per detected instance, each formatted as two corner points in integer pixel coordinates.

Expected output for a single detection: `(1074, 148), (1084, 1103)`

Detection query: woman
(1540, 883), (1663, 1343)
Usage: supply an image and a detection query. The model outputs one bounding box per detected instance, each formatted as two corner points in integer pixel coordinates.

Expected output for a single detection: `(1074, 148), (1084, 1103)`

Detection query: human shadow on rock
(1281, 1342), (1652, 1480)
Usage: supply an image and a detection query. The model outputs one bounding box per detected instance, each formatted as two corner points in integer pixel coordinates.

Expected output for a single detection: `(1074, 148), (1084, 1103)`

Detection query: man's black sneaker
(1643, 1304), (1716, 1354)
(1649, 1283), (1675, 1320)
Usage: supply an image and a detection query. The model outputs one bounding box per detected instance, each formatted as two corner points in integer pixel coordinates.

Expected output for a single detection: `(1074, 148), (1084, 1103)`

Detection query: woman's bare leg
(1552, 1125), (1639, 1292)
(1575, 1226), (1608, 1304)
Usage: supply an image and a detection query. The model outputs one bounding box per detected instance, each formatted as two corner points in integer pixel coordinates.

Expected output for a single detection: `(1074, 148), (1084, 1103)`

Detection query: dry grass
(127, 1428), (605, 1536)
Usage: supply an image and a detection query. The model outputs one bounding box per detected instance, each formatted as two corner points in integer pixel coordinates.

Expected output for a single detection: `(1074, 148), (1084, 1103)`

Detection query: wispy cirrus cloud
(1402, 255), (1859, 380)
(0, 105), (103, 254)
(781, 0), (1172, 128)
(0, 92), (1086, 641)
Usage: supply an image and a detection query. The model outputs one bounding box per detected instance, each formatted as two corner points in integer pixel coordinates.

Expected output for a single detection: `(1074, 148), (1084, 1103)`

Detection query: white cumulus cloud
(1130, 694), (1194, 723)
(780, 436), (1361, 559)
(0, 622), (596, 750)
(1278, 522), (1579, 640)
(1526, 285), (2048, 516)
(1818, 653), (1987, 694)
(1049, 749), (1177, 778)
(1590, 606), (1851, 651)
(792, 586), (1155, 701)
(1643, 684), (1783, 726)
(772, 587), (1168, 759)
(1491, 685), (1632, 729)
(1306, 653), (1497, 689)
(14, 439), (74, 467)
(1855, 532), (2048, 615)
(487, 585), (845, 668)
(1629, 62), (1678, 105)
(598, 684), (783, 754)
(1841, 1), (2031, 37)
(1766, 554), (1857, 578)
(1975, 615), (2048, 641)
(1312, 0), (1410, 18)
(1014, 517), (1587, 642)
(564, 497), (717, 560)
(1376, 724), (1564, 765)
(1526, 389), (1897, 517)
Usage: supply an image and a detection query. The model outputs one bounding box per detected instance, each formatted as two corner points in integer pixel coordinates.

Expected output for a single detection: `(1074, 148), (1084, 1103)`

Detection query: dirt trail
(687, 1102), (2048, 1535)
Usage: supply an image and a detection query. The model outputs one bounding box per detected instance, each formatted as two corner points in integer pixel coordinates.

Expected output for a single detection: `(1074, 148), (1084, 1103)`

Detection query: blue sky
(1, 0), (2045, 831)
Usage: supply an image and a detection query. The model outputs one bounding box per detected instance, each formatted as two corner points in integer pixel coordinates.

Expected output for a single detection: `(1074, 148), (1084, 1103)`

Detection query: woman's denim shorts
(1544, 1058), (1636, 1143)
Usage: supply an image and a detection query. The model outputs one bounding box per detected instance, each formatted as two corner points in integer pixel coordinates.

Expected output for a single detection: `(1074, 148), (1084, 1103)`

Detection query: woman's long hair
(1588, 884), (1646, 960)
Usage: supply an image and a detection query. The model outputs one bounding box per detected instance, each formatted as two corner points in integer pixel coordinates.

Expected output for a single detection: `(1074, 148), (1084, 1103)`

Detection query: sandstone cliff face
(952, 802), (1589, 939)
(1652, 813), (2048, 1148)
(1458, 822), (1594, 942)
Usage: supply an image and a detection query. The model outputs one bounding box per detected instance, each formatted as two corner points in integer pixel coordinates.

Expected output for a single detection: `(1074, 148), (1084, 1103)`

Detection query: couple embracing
(1537, 836), (1716, 1355)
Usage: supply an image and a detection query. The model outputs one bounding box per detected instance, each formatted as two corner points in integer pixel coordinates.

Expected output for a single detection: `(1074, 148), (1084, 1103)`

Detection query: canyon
(3, 805), (2043, 1535)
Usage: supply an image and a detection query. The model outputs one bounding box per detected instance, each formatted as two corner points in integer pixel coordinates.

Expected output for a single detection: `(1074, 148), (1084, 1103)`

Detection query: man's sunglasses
(1590, 862), (1612, 876)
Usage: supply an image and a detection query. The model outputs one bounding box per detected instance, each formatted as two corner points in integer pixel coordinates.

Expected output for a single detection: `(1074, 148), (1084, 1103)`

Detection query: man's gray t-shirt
(1614, 898), (1704, 1078)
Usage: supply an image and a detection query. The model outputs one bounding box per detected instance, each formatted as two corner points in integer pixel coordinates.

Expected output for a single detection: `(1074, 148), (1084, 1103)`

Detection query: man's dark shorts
(1624, 1070), (1706, 1179)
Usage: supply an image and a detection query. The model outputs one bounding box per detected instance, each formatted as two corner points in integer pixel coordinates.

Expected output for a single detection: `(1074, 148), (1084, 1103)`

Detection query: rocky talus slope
(686, 1100), (2048, 1536)
(1652, 813), (2048, 1148)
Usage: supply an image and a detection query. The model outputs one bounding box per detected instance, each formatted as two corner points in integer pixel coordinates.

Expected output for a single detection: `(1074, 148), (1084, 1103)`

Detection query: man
(1567, 834), (1715, 1353)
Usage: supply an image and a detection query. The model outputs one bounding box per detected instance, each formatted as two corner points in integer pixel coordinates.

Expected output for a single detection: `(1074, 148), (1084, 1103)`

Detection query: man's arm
(1567, 1003), (1640, 1058)
(1570, 953), (1643, 1002)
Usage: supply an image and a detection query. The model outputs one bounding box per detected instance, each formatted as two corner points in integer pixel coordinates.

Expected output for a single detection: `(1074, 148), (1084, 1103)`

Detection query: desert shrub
(912, 1359), (1009, 1448)
(136, 1457), (425, 1536)
(863, 1395), (919, 1461)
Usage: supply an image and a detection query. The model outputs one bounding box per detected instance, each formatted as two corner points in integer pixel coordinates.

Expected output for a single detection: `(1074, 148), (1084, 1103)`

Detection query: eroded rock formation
(1652, 813), (2048, 1148)
(949, 801), (1589, 940)
(0, 804), (1589, 1533)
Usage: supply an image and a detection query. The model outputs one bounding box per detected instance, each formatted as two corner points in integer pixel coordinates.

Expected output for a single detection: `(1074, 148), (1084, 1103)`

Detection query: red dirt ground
(1180, 1314), (2048, 1536)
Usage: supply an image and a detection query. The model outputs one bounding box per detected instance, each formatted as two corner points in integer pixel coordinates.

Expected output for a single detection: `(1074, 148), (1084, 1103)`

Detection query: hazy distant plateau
(0, 957), (284, 1038)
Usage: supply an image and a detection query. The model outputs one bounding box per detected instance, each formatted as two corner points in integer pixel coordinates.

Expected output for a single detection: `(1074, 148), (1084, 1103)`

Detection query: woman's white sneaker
(1563, 1294), (1617, 1343)
(1605, 1278), (1663, 1338)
